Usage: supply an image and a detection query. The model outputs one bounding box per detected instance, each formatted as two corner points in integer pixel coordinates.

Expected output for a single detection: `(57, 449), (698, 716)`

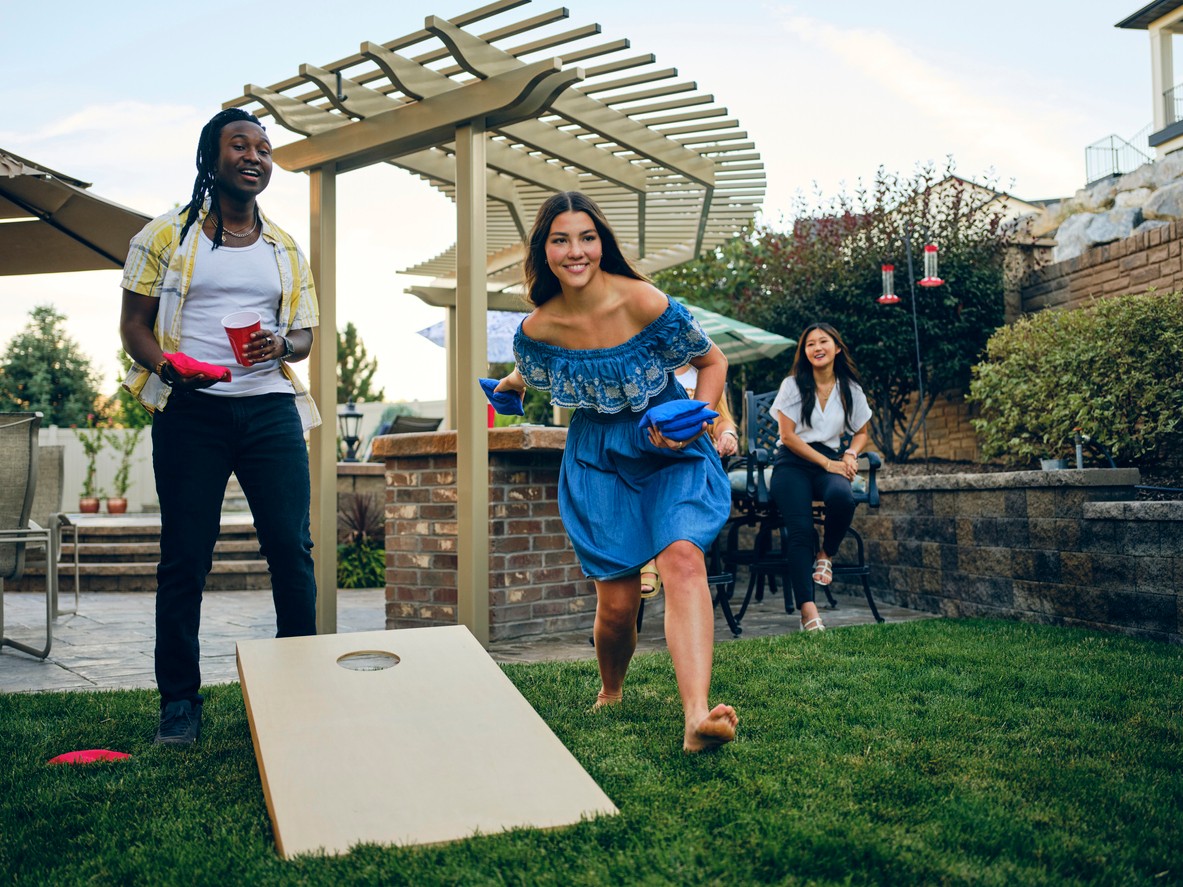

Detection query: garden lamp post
(880, 223), (943, 461)
(338, 400), (363, 463)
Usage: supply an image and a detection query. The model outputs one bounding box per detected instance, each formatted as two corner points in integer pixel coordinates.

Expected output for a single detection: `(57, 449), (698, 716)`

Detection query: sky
(0, 1), (1154, 405)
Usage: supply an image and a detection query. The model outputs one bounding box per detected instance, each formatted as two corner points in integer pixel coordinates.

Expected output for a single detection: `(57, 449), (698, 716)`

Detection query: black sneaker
(154, 699), (203, 746)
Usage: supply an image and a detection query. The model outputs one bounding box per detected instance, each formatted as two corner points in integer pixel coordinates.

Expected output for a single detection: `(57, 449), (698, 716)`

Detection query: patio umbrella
(417, 311), (526, 363)
(417, 302), (793, 366)
(0, 150), (150, 276)
(673, 298), (794, 365)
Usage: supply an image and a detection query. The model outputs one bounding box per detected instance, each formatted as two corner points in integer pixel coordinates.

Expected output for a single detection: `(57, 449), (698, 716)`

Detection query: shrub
(337, 541), (385, 589)
(337, 492), (386, 588)
(968, 291), (1183, 465)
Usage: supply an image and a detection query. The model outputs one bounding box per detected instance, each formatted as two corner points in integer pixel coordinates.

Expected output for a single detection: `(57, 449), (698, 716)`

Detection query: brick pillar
(373, 427), (598, 642)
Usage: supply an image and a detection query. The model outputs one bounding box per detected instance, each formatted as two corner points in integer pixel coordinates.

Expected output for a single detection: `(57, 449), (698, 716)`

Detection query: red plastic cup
(222, 311), (262, 366)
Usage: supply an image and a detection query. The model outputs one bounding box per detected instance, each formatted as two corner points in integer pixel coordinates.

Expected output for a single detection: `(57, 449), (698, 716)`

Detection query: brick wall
(1020, 218), (1183, 313)
(840, 469), (1181, 643)
(904, 390), (982, 463)
(378, 428), (597, 642)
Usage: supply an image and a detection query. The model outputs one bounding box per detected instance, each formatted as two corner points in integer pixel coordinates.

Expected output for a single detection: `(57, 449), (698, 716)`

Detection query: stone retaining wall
(1019, 218), (1183, 314)
(841, 468), (1181, 643)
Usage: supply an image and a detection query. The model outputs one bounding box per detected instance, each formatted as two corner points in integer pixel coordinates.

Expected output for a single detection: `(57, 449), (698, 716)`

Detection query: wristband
(721, 429), (739, 440)
(844, 449), (859, 458)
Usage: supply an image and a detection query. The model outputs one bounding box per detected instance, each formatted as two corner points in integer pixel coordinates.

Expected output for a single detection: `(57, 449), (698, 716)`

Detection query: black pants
(768, 444), (855, 609)
(151, 391), (317, 707)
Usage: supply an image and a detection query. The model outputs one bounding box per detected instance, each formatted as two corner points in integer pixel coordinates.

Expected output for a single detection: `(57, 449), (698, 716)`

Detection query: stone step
(5, 512), (272, 593)
(10, 559), (273, 593)
(59, 539), (261, 564)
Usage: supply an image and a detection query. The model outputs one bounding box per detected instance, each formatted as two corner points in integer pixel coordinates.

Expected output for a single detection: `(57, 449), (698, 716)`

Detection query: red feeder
(877, 263), (900, 304)
(919, 244), (944, 287)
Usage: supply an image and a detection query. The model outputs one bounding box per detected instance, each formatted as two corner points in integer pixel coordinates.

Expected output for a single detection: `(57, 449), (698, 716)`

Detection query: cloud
(770, 8), (1088, 199)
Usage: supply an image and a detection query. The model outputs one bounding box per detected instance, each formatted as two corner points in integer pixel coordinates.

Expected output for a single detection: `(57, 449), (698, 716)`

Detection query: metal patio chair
(1, 412), (57, 658)
(717, 390), (884, 627)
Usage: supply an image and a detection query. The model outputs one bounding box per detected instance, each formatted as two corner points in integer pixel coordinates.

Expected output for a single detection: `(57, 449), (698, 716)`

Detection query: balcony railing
(1166, 81), (1183, 126)
(1084, 123), (1152, 185)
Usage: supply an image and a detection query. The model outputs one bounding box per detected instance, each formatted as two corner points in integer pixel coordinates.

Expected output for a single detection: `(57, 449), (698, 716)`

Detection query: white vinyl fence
(38, 426), (157, 513)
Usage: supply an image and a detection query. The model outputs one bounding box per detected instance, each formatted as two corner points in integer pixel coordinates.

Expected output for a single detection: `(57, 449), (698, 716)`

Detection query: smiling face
(213, 120), (272, 201)
(544, 211), (603, 291)
(803, 327), (841, 372)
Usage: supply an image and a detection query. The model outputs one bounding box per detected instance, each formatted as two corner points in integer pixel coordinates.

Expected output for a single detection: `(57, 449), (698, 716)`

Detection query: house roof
(1116, 1), (1183, 29)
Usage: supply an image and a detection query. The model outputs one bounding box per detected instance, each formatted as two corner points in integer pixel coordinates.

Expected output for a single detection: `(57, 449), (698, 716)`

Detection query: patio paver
(0, 587), (932, 694)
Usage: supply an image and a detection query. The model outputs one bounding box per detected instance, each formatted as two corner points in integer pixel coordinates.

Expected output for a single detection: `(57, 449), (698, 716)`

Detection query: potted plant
(106, 427), (144, 514)
(76, 419), (105, 513)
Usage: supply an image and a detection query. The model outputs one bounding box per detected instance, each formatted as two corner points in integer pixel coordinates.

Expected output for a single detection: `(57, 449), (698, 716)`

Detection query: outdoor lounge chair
(717, 390), (884, 628)
(0, 412), (58, 658)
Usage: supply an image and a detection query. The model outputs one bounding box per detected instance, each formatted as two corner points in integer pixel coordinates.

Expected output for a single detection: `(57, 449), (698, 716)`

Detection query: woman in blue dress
(496, 191), (737, 752)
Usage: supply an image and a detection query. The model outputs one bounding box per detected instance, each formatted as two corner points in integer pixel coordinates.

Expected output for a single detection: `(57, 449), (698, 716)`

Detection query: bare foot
(683, 703), (738, 752)
(593, 690), (623, 710)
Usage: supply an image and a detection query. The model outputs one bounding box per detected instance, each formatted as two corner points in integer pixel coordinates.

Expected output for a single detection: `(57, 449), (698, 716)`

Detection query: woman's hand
(648, 424), (706, 451)
(714, 426), (739, 457)
(827, 454), (857, 480)
(493, 368), (527, 411)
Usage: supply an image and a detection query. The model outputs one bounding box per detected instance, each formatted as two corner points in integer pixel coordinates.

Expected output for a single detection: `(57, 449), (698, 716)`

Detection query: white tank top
(180, 231), (294, 398)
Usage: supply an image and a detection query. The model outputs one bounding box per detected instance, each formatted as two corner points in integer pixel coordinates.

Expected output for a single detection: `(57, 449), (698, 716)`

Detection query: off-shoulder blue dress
(513, 296), (731, 581)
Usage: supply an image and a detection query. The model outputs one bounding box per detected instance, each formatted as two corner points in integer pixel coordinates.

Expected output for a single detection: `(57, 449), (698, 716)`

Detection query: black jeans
(768, 444), (855, 610)
(151, 391), (317, 707)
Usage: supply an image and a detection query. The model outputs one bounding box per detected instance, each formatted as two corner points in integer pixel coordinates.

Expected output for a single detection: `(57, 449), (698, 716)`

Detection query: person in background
(496, 191), (738, 752)
(119, 108), (320, 746)
(766, 322), (872, 632)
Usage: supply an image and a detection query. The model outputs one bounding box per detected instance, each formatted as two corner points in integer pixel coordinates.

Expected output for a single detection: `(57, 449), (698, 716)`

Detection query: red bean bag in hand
(163, 352), (232, 383)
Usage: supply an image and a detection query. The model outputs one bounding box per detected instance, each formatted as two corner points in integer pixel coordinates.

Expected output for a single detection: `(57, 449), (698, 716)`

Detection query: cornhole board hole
(236, 625), (618, 858)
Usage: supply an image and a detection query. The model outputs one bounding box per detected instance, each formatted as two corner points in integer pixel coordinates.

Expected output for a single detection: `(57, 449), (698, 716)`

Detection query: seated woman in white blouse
(768, 323), (872, 632)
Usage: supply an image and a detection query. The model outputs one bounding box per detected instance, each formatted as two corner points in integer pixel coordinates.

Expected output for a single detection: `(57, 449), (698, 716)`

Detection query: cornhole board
(236, 625), (617, 858)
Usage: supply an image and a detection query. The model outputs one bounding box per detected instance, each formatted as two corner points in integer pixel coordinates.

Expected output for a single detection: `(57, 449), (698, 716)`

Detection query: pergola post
(454, 121), (489, 645)
(309, 164), (338, 634)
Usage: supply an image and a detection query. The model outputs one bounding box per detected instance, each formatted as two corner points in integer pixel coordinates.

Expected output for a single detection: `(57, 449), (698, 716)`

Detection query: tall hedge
(968, 292), (1183, 465)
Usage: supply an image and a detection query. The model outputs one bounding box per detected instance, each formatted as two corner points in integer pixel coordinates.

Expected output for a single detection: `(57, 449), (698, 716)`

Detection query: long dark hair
(523, 191), (646, 306)
(790, 322), (863, 430)
(178, 108), (264, 248)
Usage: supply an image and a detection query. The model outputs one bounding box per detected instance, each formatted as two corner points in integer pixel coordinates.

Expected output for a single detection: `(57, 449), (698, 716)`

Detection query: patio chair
(0, 412), (57, 658)
(717, 390), (884, 628)
(28, 444), (75, 617)
(363, 414), (444, 460)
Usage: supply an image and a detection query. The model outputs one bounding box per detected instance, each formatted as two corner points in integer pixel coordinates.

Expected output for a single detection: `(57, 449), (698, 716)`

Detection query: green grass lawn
(1, 618), (1180, 886)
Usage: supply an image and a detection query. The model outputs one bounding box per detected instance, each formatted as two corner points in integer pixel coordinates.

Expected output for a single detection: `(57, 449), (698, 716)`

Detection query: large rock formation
(1027, 159), (1183, 262)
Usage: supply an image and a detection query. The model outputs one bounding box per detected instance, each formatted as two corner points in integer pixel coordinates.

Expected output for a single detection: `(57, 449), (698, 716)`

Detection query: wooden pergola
(222, 0), (765, 644)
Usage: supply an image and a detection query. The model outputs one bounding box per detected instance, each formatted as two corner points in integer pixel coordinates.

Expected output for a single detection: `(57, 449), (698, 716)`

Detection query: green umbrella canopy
(674, 298), (794, 365)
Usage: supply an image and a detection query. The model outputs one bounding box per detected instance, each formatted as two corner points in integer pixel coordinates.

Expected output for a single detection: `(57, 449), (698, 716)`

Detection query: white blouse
(769, 376), (872, 450)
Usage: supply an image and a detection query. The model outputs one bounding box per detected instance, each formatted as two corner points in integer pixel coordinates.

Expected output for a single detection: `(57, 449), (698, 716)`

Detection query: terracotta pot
(105, 497), (128, 515)
(78, 497), (100, 514)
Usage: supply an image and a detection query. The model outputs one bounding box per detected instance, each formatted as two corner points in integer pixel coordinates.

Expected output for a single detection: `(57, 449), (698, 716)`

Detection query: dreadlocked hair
(178, 108), (264, 249)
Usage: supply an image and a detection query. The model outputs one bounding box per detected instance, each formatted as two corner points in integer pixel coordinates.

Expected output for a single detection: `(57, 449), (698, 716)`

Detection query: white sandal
(811, 557), (833, 586)
(802, 616), (826, 632)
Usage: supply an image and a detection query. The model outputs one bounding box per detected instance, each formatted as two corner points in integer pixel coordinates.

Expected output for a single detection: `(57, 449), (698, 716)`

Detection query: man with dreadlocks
(120, 108), (320, 746)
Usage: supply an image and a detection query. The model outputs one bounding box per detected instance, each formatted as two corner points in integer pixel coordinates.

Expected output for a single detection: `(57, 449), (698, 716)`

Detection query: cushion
(479, 378), (525, 416)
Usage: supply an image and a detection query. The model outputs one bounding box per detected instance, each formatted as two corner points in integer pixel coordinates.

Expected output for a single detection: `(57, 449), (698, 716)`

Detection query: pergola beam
(273, 60), (584, 174)
(427, 16), (715, 186)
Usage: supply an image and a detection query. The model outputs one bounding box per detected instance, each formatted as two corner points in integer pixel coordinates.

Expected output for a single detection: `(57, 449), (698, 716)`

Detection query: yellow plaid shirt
(121, 202), (321, 430)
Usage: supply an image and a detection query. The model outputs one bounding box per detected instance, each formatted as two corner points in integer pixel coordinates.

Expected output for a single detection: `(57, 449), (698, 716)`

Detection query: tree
(105, 349), (154, 428)
(736, 162), (1010, 461)
(0, 305), (102, 426)
(337, 322), (385, 404)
